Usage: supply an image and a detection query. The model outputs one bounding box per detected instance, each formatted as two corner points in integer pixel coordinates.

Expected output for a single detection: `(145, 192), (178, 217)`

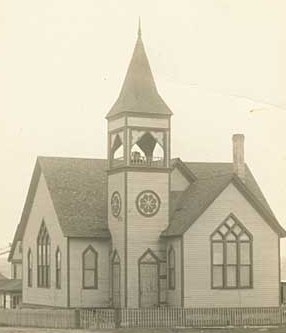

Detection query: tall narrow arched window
(211, 214), (252, 289)
(27, 249), (32, 287)
(168, 246), (175, 290)
(55, 248), (61, 289)
(82, 246), (98, 289)
(37, 221), (50, 288)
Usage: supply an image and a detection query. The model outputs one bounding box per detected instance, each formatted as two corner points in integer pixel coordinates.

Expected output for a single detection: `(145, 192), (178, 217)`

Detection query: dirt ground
(0, 327), (286, 333)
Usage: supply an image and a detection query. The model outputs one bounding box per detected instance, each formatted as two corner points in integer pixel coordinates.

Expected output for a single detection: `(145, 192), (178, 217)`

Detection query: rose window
(136, 190), (160, 217)
(111, 192), (121, 217)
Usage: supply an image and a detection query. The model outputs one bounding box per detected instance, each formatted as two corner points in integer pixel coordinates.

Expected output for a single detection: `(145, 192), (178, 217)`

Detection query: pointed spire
(138, 17), (142, 38)
(106, 22), (172, 119)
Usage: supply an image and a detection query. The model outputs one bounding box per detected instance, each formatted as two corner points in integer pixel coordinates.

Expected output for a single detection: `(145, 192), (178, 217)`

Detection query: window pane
(84, 250), (96, 269)
(38, 245), (42, 265)
(240, 265), (251, 287)
(169, 249), (175, 266)
(56, 269), (61, 289)
(232, 224), (242, 236)
(212, 232), (222, 240)
(226, 232), (236, 241)
(226, 218), (235, 228)
(227, 242), (237, 264)
(213, 266), (223, 287)
(240, 232), (250, 241)
(56, 251), (61, 268)
(42, 245), (46, 264)
(84, 270), (95, 288)
(169, 268), (175, 289)
(213, 243), (223, 264)
(46, 244), (50, 265)
(240, 242), (250, 264)
(219, 225), (229, 235)
(226, 265), (237, 287)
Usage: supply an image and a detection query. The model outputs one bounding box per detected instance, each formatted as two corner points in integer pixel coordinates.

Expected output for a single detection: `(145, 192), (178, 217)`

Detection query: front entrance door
(139, 249), (159, 307)
(112, 251), (121, 308)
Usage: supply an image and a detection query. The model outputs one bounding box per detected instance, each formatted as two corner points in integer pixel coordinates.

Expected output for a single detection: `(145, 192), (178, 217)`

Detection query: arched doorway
(112, 251), (121, 308)
(138, 249), (159, 308)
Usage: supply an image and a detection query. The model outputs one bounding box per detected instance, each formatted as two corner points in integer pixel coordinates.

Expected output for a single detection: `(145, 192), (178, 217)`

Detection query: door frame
(138, 248), (160, 308)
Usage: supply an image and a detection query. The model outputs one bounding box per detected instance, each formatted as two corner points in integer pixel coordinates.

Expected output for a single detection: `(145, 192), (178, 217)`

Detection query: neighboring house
(9, 25), (286, 309)
(0, 272), (22, 309)
(0, 273), (8, 308)
(8, 226), (23, 280)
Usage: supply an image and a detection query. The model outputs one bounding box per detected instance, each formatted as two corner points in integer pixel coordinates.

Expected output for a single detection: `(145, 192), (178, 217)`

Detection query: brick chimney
(232, 134), (245, 182)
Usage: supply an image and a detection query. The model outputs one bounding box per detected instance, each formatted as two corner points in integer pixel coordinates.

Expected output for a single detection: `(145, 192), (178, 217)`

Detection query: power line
(0, 250), (10, 256)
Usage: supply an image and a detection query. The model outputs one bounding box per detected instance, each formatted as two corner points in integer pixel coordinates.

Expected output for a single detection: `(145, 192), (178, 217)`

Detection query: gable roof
(162, 162), (286, 237)
(38, 157), (110, 238)
(106, 30), (172, 119)
(0, 279), (22, 293)
(9, 157), (110, 258)
(10, 157), (285, 257)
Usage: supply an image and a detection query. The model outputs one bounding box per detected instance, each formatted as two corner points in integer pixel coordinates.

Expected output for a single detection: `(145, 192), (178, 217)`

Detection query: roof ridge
(38, 156), (107, 161)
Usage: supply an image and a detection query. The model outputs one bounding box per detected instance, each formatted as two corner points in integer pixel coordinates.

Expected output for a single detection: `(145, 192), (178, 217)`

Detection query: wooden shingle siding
(69, 238), (110, 308)
(171, 168), (189, 191)
(22, 174), (67, 307)
(126, 172), (169, 307)
(183, 183), (279, 307)
(108, 172), (126, 307)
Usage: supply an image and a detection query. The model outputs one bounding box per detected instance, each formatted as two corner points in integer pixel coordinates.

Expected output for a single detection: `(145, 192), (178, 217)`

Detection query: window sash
(37, 223), (50, 288)
(168, 248), (176, 290)
(56, 249), (61, 289)
(211, 229), (252, 289)
(83, 248), (98, 289)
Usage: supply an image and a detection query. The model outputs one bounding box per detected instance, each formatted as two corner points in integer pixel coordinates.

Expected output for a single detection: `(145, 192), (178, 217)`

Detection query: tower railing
(111, 156), (165, 168)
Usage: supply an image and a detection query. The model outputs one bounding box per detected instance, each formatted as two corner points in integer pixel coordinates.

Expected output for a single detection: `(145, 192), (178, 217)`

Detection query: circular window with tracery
(136, 190), (161, 217)
(111, 191), (121, 217)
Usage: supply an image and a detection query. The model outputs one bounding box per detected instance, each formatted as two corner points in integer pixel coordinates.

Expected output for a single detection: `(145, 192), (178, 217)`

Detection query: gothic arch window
(168, 246), (175, 290)
(82, 246), (98, 289)
(112, 250), (121, 308)
(211, 214), (253, 289)
(37, 221), (50, 288)
(27, 249), (32, 287)
(55, 248), (61, 289)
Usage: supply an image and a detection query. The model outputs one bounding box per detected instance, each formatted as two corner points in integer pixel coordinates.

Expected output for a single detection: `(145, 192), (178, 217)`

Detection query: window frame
(37, 221), (51, 288)
(210, 214), (253, 290)
(168, 246), (176, 290)
(27, 249), (33, 287)
(55, 247), (61, 289)
(82, 245), (98, 290)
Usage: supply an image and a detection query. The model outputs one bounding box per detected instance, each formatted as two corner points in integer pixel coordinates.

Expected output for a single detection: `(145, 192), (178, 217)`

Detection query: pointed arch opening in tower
(130, 130), (165, 167)
(111, 132), (124, 167)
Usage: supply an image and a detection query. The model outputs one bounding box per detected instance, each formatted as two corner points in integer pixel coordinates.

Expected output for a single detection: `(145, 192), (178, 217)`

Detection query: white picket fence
(1, 307), (286, 328)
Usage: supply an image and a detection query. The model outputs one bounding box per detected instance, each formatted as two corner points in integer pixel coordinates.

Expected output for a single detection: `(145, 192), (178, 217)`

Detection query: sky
(0, 0), (286, 255)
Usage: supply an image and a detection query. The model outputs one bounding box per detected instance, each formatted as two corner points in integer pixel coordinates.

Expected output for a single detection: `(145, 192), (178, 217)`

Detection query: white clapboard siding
(22, 173), (67, 307)
(183, 183), (280, 307)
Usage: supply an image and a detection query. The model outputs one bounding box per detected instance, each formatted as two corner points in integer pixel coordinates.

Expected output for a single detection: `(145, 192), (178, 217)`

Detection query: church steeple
(138, 17), (141, 38)
(106, 24), (172, 119)
(107, 26), (171, 307)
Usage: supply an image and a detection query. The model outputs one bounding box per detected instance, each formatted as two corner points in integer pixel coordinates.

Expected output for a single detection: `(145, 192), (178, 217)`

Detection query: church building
(9, 25), (286, 309)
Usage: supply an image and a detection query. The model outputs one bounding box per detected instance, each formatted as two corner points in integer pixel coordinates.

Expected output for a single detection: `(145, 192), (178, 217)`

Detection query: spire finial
(138, 17), (141, 38)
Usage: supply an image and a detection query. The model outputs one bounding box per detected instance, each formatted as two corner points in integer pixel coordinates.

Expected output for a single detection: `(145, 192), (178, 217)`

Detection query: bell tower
(106, 22), (172, 308)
